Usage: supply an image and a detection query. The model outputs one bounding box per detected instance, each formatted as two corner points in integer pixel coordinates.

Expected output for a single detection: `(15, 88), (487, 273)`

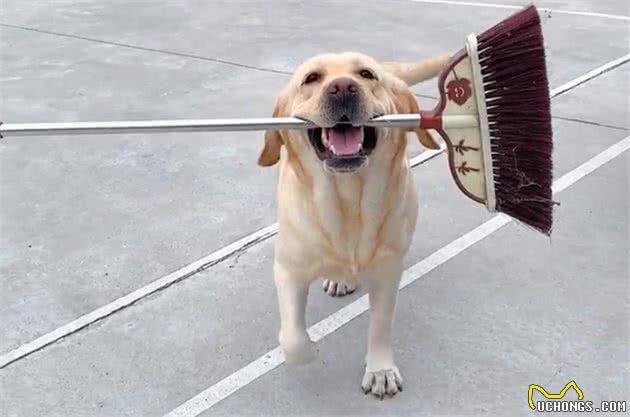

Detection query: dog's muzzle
(307, 77), (378, 173)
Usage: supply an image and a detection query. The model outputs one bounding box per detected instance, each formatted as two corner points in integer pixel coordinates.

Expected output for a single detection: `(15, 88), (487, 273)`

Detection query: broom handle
(0, 114), (477, 137)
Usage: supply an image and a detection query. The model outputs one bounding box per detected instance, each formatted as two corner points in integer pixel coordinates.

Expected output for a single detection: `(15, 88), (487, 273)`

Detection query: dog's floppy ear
(393, 87), (441, 150)
(258, 94), (289, 167)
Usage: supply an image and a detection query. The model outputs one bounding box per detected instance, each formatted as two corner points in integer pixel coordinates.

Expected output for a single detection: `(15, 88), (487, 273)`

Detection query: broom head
(425, 5), (554, 235)
(477, 4), (554, 235)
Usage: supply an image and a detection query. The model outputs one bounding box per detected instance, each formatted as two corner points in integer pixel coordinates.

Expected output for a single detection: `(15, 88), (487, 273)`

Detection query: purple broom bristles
(477, 5), (554, 235)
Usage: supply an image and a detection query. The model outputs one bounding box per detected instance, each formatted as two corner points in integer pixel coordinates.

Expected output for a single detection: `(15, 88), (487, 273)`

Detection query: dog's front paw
(322, 279), (357, 297)
(279, 329), (316, 365)
(361, 367), (403, 399)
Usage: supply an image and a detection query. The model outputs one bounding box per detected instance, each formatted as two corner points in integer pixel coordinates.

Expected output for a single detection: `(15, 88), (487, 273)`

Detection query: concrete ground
(0, 1), (628, 416)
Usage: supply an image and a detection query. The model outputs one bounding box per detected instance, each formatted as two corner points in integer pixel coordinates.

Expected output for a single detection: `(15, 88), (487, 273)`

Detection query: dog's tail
(382, 54), (450, 86)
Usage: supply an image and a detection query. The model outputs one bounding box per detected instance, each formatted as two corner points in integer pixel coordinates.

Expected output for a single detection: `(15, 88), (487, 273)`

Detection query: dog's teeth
(322, 129), (337, 154)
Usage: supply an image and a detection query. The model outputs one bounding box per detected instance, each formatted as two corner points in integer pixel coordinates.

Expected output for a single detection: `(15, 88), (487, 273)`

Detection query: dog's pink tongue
(326, 127), (363, 155)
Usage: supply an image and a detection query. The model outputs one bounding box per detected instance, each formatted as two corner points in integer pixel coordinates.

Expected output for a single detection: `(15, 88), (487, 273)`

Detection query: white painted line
(165, 135), (630, 417)
(551, 136), (630, 194)
(3, 52), (627, 369)
(409, 145), (445, 166)
(0, 224), (279, 368)
(550, 54), (630, 97)
(0, 146), (443, 369)
(409, 0), (630, 21)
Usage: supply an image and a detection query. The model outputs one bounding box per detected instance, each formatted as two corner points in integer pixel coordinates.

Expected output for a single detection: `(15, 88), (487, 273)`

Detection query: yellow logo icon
(528, 381), (584, 410)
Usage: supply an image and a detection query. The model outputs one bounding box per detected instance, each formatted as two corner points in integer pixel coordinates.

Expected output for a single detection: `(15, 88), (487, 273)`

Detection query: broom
(419, 3), (554, 234)
(0, 5), (553, 234)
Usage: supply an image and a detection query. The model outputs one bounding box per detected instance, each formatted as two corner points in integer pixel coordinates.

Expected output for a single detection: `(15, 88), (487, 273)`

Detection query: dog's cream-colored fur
(259, 52), (448, 398)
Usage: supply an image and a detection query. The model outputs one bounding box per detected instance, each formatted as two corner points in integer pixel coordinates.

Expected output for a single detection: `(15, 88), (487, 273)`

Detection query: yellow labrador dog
(259, 52), (448, 398)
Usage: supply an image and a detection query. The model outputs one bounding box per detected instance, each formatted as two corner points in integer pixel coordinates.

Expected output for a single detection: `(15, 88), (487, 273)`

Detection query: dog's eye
(359, 69), (377, 80)
(303, 72), (321, 85)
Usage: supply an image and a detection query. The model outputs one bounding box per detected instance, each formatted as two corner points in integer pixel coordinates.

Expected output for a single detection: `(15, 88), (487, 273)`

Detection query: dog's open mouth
(307, 119), (377, 172)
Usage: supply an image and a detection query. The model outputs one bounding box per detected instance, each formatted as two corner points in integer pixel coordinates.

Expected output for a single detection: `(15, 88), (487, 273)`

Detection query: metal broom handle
(0, 114), (478, 137)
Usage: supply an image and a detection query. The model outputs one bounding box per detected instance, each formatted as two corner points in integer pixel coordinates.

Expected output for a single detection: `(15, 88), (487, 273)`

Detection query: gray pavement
(1, 1), (629, 417)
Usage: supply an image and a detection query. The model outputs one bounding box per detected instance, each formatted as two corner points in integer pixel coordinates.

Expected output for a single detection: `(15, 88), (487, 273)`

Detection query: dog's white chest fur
(275, 159), (417, 284)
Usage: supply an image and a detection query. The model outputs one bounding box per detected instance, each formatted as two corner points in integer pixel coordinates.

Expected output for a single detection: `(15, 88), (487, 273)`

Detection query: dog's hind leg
(322, 279), (357, 297)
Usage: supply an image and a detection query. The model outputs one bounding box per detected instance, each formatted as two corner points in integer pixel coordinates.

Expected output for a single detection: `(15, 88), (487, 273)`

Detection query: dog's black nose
(327, 77), (359, 97)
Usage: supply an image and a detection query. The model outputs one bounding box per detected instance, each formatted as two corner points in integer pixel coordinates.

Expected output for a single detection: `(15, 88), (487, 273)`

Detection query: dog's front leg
(362, 259), (404, 398)
(274, 260), (316, 364)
